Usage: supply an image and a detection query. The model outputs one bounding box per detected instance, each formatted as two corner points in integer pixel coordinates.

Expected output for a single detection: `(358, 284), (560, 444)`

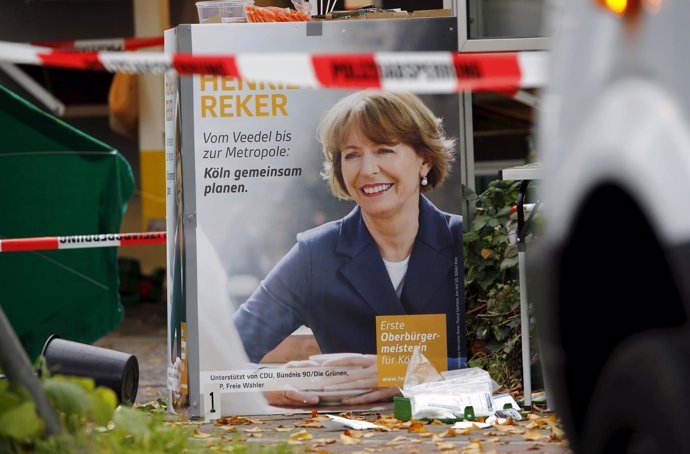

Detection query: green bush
(463, 179), (530, 390)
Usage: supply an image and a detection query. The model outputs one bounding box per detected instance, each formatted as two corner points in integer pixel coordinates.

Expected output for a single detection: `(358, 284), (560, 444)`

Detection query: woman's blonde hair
(317, 91), (456, 200)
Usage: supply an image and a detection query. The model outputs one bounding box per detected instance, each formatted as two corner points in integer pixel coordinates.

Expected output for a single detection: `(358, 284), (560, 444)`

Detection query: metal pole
(518, 249), (532, 408)
(516, 179), (532, 408)
(0, 307), (61, 435)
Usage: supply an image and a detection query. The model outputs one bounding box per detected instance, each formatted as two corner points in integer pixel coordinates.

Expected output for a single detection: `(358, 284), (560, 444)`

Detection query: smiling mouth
(361, 184), (392, 195)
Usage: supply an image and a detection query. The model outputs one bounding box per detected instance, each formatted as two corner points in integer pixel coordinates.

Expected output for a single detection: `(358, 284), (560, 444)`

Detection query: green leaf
(492, 325), (510, 342)
(471, 214), (491, 231)
(462, 184), (477, 201)
(495, 233), (508, 244)
(477, 274), (497, 290)
(496, 206), (513, 217)
(500, 255), (519, 270)
(44, 378), (92, 419)
(463, 230), (479, 243)
(0, 388), (22, 413)
(495, 296), (517, 314)
(475, 324), (490, 340)
(468, 357), (486, 369)
(91, 387), (117, 427)
(504, 244), (518, 258)
(113, 406), (151, 440)
(0, 401), (45, 440)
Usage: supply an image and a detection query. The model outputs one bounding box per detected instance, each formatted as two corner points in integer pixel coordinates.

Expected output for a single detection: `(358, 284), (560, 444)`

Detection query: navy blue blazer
(233, 195), (466, 368)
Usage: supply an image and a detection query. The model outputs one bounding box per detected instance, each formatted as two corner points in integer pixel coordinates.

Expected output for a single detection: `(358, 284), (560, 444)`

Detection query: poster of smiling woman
(164, 19), (465, 418)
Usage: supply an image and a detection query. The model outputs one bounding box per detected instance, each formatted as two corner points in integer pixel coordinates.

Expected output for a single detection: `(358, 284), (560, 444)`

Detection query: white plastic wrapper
(401, 346), (503, 419)
(409, 391), (495, 419)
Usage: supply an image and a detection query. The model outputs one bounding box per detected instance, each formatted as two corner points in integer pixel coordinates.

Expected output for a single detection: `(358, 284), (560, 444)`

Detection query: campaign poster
(165, 20), (465, 418)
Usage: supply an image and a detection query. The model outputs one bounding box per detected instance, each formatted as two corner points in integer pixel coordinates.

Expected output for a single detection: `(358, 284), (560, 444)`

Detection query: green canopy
(0, 85), (135, 361)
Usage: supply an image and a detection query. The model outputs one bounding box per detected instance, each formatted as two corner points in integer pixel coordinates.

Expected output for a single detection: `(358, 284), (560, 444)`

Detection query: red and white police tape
(29, 36), (164, 51)
(0, 232), (166, 253)
(0, 40), (548, 93)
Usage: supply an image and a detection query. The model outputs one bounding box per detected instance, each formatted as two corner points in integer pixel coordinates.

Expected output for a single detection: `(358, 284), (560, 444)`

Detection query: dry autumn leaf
(192, 429), (214, 439)
(345, 429), (364, 438)
(295, 419), (325, 428)
(491, 424), (524, 434)
(435, 441), (456, 451)
(309, 438), (337, 447)
(390, 436), (412, 443)
(460, 441), (483, 453)
(550, 425), (566, 438)
(289, 429), (313, 442)
(341, 434), (363, 445)
(214, 416), (264, 425)
(408, 421), (428, 433)
(523, 429), (550, 441)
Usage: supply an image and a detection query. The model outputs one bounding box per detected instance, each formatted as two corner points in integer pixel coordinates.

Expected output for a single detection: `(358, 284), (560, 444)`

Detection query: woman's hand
(263, 359), (321, 407)
(264, 387), (319, 407)
(320, 354), (401, 404)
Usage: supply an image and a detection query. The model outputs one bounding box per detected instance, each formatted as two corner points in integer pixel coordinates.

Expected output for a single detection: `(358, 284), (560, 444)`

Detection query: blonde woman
(234, 91), (465, 406)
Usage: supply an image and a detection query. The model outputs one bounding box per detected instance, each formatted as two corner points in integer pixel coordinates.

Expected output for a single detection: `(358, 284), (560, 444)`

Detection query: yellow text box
(376, 314), (447, 387)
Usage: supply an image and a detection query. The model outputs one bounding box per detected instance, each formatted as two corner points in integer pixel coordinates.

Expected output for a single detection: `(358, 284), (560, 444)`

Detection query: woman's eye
(343, 152), (358, 160)
(378, 148), (394, 154)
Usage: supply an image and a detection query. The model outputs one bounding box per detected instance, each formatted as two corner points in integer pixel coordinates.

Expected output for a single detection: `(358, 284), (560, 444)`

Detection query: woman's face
(340, 127), (431, 220)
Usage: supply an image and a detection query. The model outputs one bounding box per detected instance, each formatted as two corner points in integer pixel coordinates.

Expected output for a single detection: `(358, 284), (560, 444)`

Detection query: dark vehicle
(533, 0), (690, 453)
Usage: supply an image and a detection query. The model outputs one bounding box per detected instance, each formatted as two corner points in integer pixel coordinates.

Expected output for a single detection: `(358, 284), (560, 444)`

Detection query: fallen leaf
(523, 429), (550, 441)
(491, 424), (523, 434)
(436, 441), (456, 451)
(341, 434), (362, 445)
(192, 430), (214, 439)
(289, 429), (313, 442)
(242, 427), (264, 433)
(345, 429), (364, 438)
(309, 438), (337, 446)
(408, 421), (428, 433)
(275, 427), (293, 432)
(214, 416), (264, 425)
(460, 442), (483, 453)
(295, 420), (325, 428)
(550, 426), (565, 438)
(390, 436), (411, 443)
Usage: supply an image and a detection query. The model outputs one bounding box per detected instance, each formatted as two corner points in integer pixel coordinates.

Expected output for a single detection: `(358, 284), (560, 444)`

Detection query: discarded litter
(397, 346), (521, 421)
(323, 414), (384, 430)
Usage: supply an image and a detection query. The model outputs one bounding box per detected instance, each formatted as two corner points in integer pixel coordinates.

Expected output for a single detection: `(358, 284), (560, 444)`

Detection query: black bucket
(41, 335), (139, 405)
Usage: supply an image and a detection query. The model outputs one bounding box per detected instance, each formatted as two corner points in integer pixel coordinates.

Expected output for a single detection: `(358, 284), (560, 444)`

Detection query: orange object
(245, 4), (311, 22)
